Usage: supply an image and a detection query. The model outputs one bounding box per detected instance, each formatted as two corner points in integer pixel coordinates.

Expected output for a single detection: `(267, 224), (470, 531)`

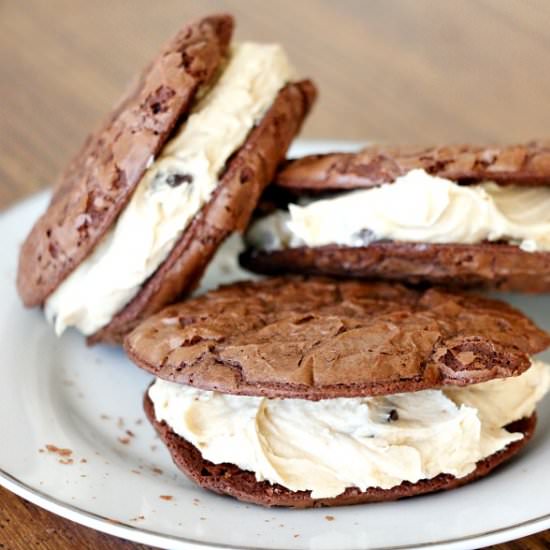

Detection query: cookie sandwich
(16, 14), (316, 344)
(243, 143), (550, 291)
(125, 277), (550, 507)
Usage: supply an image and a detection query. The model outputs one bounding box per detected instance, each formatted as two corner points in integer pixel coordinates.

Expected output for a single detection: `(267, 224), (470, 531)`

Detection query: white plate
(1, 140), (550, 550)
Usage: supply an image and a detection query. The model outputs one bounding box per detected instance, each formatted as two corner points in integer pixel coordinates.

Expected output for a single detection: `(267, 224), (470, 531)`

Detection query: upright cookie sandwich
(243, 143), (550, 291)
(16, 14), (316, 344)
(126, 277), (550, 508)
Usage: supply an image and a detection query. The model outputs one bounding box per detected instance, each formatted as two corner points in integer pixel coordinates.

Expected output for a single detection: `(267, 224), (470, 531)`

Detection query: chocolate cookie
(125, 277), (550, 399)
(242, 142), (550, 292)
(275, 142), (550, 193)
(18, 14), (233, 307)
(144, 392), (536, 508)
(16, 14), (317, 343)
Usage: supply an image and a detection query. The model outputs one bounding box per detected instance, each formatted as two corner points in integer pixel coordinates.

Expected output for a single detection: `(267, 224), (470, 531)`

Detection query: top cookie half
(275, 142), (550, 191)
(125, 277), (550, 399)
(16, 14), (316, 343)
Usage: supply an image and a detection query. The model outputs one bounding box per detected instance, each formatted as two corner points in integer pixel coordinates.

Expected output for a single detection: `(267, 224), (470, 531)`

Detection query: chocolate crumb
(80, 458), (87, 464)
(45, 445), (72, 457)
(125, 430), (135, 438)
(151, 467), (163, 475)
(160, 495), (173, 501)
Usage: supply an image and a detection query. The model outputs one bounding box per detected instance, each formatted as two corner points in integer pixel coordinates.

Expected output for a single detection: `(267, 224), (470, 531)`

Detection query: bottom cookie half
(144, 393), (536, 508)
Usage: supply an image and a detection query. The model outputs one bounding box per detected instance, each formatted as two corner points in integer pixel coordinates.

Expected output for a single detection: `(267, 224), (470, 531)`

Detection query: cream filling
(246, 169), (550, 252)
(45, 42), (294, 336)
(149, 360), (550, 499)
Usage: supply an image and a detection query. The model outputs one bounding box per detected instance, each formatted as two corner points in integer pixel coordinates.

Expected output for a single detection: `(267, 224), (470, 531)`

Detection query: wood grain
(1, 0), (550, 548)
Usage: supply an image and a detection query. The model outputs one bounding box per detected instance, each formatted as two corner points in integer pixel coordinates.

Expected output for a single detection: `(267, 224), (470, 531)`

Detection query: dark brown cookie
(125, 277), (550, 399)
(275, 142), (550, 193)
(91, 80), (316, 344)
(241, 242), (550, 293)
(144, 392), (536, 508)
(17, 14), (233, 307)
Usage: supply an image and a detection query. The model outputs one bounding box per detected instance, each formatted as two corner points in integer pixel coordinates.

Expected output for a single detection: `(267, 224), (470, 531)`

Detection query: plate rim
(2, 141), (550, 550)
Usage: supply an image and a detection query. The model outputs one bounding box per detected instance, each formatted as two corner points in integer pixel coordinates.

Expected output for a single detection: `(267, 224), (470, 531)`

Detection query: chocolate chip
(387, 409), (399, 422)
(166, 173), (193, 187)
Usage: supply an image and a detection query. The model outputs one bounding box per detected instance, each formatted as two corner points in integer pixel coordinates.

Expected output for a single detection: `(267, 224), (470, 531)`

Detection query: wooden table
(1, 1), (549, 548)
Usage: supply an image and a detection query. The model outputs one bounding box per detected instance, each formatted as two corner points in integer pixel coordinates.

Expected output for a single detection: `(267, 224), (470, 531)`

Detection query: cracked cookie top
(124, 276), (550, 399)
(17, 14), (233, 307)
(275, 142), (550, 193)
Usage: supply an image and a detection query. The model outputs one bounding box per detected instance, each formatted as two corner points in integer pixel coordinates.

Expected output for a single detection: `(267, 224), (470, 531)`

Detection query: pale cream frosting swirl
(150, 360), (550, 499)
(246, 169), (550, 252)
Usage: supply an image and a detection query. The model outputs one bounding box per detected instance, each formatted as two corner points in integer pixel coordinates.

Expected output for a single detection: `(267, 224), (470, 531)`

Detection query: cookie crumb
(45, 444), (72, 457)
(100, 414), (110, 420)
(325, 515), (335, 522)
(118, 436), (131, 445)
(159, 495), (173, 501)
(125, 430), (135, 438)
(293, 534), (300, 538)
(151, 467), (163, 475)
(80, 458), (87, 464)
(117, 417), (125, 428)
(59, 458), (73, 465)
